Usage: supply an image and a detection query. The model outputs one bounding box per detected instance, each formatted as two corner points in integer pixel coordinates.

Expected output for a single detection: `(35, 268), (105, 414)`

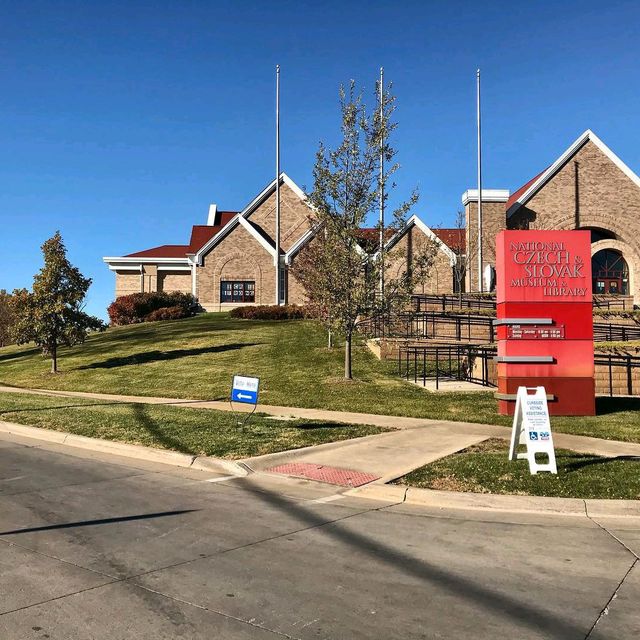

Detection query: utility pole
(378, 66), (385, 299)
(275, 64), (281, 305)
(476, 68), (483, 293)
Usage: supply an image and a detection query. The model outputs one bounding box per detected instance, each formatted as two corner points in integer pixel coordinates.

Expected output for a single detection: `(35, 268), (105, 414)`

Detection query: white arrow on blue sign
(231, 375), (259, 405)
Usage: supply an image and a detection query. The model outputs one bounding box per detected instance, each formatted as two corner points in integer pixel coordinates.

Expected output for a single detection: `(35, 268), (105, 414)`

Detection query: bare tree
(453, 209), (477, 303)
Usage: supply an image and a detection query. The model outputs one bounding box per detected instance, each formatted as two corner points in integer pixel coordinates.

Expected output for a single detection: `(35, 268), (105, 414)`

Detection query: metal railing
(411, 294), (497, 313)
(594, 353), (640, 396)
(412, 293), (636, 313)
(593, 295), (634, 311)
(398, 343), (497, 389)
(593, 323), (640, 342)
(361, 312), (496, 343)
(364, 314), (639, 344)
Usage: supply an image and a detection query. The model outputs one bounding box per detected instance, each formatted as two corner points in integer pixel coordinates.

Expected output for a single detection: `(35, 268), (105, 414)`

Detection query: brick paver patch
(266, 462), (380, 487)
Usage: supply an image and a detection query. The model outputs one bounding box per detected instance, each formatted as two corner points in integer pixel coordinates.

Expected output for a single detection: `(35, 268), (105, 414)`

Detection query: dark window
(452, 266), (461, 293)
(220, 281), (255, 303)
(591, 249), (629, 295)
(279, 268), (286, 304)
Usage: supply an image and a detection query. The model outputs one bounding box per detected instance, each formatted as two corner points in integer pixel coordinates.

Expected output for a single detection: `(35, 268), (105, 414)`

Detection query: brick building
(464, 130), (640, 304)
(104, 174), (461, 309)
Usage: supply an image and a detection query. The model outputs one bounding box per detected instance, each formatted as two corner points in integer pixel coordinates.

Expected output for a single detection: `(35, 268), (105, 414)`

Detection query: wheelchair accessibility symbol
(529, 432), (539, 441)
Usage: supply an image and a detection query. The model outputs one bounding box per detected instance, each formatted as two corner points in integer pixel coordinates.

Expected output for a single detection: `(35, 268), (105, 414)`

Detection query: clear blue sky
(1, 0), (639, 318)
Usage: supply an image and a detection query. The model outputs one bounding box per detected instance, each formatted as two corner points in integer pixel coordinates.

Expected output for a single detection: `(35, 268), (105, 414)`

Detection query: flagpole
(275, 64), (281, 305)
(476, 68), (483, 293)
(379, 66), (384, 299)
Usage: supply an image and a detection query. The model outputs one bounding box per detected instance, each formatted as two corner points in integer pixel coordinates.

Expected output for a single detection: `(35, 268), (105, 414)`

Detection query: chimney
(461, 189), (509, 292)
(207, 204), (218, 226)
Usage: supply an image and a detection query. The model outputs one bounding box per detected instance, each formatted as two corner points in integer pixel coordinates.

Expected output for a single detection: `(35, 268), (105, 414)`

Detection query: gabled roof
(504, 169), (547, 212)
(192, 173), (308, 263)
(125, 244), (190, 258)
(105, 174), (309, 266)
(432, 228), (465, 253)
(384, 215), (458, 266)
(506, 129), (640, 217)
(355, 228), (396, 254)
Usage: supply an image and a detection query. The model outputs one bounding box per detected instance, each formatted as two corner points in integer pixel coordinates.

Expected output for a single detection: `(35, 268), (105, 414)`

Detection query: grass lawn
(0, 313), (638, 442)
(398, 438), (640, 500)
(0, 392), (384, 459)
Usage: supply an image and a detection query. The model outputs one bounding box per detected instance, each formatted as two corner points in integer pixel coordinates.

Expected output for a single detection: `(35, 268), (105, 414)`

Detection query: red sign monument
(495, 230), (595, 416)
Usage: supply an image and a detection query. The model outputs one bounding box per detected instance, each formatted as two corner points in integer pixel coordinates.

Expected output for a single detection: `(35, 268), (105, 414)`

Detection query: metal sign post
(230, 375), (260, 429)
(509, 386), (557, 475)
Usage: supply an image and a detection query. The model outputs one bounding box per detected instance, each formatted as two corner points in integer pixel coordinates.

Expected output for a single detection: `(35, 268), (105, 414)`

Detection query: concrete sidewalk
(246, 425), (492, 484)
(0, 384), (488, 430)
(2, 385), (640, 487)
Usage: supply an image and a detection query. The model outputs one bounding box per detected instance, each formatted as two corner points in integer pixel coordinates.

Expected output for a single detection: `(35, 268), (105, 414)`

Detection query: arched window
(592, 249), (629, 295)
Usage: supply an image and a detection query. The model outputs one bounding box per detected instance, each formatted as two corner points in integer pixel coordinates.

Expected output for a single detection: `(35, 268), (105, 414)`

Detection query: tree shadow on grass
(77, 343), (260, 370)
(131, 403), (194, 455)
(564, 454), (640, 472)
(596, 396), (640, 415)
(0, 401), (124, 415)
(287, 421), (366, 431)
(0, 347), (41, 363)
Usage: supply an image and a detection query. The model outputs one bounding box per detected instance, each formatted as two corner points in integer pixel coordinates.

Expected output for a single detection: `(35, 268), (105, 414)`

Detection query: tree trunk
(51, 344), (57, 374)
(328, 329), (333, 349)
(344, 332), (352, 379)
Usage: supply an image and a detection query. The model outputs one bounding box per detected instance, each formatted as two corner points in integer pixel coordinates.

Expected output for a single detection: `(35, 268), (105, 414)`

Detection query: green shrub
(230, 305), (309, 320)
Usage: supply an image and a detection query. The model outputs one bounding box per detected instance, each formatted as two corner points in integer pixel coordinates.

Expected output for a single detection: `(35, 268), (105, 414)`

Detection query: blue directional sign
(231, 375), (259, 405)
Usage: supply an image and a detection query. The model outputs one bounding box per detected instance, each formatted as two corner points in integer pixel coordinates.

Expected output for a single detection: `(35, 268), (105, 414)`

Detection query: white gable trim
(507, 130), (640, 218)
(383, 215), (458, 266)
(237, 216), (278, 264)
(285, 225), (319, 265)
(193, 173), (309, 263)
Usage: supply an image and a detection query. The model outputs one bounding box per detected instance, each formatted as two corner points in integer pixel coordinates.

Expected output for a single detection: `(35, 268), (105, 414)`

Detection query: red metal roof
(125, 211), (240, 259)
(505, 169), (548, 210)
(433, 228), (465, 252)
(125, 245), (191, 258)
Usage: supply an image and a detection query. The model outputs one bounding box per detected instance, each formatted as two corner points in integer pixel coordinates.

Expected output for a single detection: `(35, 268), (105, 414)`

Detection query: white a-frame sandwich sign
(509, 386), (557, 475)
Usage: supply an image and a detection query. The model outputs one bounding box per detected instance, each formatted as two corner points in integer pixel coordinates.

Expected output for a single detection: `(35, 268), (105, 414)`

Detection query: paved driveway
(0, 433), (637, 639)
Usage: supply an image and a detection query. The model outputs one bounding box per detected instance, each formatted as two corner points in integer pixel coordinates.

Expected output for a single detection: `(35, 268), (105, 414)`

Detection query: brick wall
(508, 140), (640, 303)
(386, 226), (454, 294)
(114, 272), (141, 298)
(158, 271), (191, 294)
(465, 201), (507, 292)
(248, 182), (311, 252)
(196, 225), (274, 310)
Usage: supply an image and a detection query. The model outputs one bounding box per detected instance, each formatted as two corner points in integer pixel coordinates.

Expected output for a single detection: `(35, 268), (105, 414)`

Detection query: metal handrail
(361, 312), (495, 343)
(398, 343), (497, 389)
(593, 323), (640, 342)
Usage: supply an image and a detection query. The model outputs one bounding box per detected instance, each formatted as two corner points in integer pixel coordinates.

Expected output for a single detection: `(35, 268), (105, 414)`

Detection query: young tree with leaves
(11, 232), (105, 373)
(295, 80), (436, 379)
(0, 290), (15, 347)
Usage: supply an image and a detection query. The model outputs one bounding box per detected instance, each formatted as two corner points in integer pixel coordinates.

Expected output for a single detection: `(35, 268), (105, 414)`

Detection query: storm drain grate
(265, 462), (380, 487)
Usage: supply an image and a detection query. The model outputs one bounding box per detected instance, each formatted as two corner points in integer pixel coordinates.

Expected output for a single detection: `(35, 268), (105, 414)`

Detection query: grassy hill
(0, 313), (499, 417)
(1, 313), (638, 440)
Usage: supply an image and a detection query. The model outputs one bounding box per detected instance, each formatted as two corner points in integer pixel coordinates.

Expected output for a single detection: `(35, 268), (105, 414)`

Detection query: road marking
(311, 494), (345, 504)
(0, 476), (26, 483)
(204, 475), (238, 483)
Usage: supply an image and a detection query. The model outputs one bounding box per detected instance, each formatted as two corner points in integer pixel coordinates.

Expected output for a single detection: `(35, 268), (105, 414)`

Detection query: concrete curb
(0, 420), (248, 477)
(347, 483), (640, 518)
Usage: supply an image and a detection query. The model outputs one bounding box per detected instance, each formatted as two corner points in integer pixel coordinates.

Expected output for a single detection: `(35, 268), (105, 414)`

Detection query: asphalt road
(0, 432), (638, 640)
